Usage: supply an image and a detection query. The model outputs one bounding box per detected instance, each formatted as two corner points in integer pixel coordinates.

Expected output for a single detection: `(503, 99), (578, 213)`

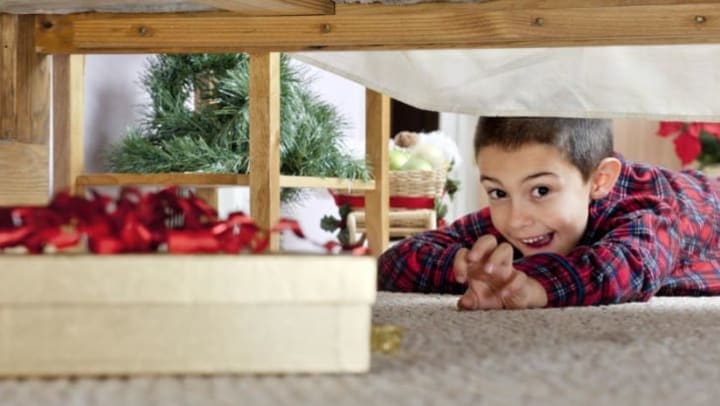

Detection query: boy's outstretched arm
(377, 208), (498, 293)
(515, 202), (683, 307)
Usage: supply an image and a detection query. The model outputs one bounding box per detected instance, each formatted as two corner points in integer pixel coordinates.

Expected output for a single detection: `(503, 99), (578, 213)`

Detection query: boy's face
(477, 143), (593, 257)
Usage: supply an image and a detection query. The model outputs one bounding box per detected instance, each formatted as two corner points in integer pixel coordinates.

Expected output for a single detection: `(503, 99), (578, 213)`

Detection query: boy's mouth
(519, 232), (554, 249)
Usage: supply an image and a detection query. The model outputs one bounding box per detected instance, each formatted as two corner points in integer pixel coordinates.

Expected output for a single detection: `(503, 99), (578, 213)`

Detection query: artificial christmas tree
(106, 53), (369, 203)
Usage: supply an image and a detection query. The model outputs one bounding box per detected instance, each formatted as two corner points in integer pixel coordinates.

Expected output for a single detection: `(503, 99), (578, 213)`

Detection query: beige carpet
(1, 292), (720, 405)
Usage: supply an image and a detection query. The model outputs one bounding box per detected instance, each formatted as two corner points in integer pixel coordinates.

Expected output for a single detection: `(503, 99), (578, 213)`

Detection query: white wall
(83, 55), (367, 250)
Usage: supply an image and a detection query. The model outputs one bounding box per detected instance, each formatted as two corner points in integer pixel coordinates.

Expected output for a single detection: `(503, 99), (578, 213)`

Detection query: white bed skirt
(294, 45), (720, 120)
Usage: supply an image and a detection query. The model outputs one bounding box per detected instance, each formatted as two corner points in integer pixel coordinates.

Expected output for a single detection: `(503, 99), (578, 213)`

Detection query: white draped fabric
(294, 45), (720, 120)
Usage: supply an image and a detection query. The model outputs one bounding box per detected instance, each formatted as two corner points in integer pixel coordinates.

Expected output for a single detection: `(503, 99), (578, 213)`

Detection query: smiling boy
(377, 117), (720, 309)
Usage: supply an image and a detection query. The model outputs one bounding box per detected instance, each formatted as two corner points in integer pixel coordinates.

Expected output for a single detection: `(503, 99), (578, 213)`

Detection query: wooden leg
(248, 52), (281, 251)
(364, 89), (390, 256)
(0, 14), (51, 205)
(53, 54), (85, 196)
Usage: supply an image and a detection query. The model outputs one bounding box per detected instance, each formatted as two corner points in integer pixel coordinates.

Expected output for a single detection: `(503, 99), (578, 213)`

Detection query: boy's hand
(454, 235), (548, 310)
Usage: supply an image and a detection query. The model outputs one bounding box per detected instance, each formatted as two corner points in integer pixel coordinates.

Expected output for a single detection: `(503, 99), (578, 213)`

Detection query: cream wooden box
(0, 254), (376, 377)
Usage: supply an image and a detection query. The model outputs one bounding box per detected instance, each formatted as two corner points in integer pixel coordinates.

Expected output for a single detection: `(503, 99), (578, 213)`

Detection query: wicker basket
(331, 168), (447, 242)
(333, 168), (447, 202)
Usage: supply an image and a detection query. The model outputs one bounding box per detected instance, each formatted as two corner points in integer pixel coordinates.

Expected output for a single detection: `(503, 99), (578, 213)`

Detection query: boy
(378, 117), (720, 309)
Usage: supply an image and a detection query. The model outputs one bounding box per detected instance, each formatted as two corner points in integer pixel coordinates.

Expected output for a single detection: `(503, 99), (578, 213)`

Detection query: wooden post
(248, 52), (281, 251)
(52, 54), (85, 196)
(0, 14), (50, 205)
(364, 89), (390, 256)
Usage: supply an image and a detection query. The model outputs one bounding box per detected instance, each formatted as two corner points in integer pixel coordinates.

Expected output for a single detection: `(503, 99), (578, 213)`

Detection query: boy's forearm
(377, 237), (465, 293)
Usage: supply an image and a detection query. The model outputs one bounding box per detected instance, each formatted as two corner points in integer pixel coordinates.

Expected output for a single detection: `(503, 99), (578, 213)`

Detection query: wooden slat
(0, 15), (18, 141)
(52, 54), (85, 195)
(18, 17), (50, 146)
(1, 15), (49, 145)
(0, 143), (49, 205)
(364, 89), (390, 257)
(278, 175), (374, 190)
(0, 14), (51, 206)
(194, 0), (333, 15)
(76, 173), (251, 187)
(34, 2), (720, 53)
(75, 173), (373, 189)
(249, 52), (281, 251)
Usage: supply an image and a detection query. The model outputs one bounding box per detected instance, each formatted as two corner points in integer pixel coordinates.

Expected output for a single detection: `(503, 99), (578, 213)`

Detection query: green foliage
(106, 53), (369, 203)
(698, 131), (720, 169)
(320, 204), (354, 246)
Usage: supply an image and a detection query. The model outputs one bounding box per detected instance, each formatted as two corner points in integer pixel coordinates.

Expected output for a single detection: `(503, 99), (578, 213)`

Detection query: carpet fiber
(1, 292), (719, 405)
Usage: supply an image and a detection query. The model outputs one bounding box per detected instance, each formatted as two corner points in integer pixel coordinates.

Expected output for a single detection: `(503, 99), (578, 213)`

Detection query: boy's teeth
(522, 234), (548, 244)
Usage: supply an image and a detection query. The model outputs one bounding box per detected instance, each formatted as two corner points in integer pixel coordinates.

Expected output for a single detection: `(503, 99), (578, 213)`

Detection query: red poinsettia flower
(673, 130), (702, 165)
(656, 121), (684, 137)
(657, 121), (720, 166)
(701, 123), (720, 136)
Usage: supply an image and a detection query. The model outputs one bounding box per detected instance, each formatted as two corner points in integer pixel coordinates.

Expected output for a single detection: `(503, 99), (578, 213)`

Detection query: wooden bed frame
(2, 0), (719, 254)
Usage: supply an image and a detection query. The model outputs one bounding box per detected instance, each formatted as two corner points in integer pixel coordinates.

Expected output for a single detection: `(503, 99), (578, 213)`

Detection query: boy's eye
(487, 189), (507, 199)
(532, 186), (550, 197)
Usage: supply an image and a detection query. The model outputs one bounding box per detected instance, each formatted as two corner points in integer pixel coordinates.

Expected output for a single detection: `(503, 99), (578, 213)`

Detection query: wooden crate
(0, 254), (376, 377)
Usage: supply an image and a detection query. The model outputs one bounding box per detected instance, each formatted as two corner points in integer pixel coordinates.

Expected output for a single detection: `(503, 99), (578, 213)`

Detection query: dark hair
(474, 117), (614, 181)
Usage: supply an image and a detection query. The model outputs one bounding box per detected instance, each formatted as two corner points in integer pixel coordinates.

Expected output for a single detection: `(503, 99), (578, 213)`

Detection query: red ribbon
(0, 188), (367, 255)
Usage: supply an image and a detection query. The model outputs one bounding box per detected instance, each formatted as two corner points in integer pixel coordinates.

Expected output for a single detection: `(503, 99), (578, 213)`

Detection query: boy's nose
(508, 203), (533, 230)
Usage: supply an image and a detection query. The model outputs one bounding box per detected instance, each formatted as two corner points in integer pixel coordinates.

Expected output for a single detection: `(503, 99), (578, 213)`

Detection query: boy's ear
(589, 157), (622, 200)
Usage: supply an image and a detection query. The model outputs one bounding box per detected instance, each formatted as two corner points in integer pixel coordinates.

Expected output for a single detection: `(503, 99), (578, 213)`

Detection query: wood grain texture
(364, 89), (390, 256)
(195, 0), (333, 15)
(0, 14), (51, 205)
(278, 175), (375, 190)
(0, 15), (19, 141)
(249, 52), (281, 251)
(34, 2), (720, 53)
(52, 54), (85, 195)
(18, 17), (50, 146)
(76, 173), (251, 186)
(1, 15), (49, 144)
(0, 143), (49, 205)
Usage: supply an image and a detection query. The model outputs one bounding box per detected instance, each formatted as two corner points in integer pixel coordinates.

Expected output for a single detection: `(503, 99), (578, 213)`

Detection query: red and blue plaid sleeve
(377, 208), (496, 293)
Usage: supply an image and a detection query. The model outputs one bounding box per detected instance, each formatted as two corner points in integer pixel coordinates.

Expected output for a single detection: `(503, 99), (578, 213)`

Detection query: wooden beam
(364, 89), (390, 257)
(75, 173), (374, 190)
(1, 14), (49, 144)
(53, 54), (85, 196)
(76, 173), (251, 187)
(249, 52), (281, 251)
(278, 175), (374, 190)
(0, 14), (50, 205)
(0, 143), (49, 206)
(194, 0), (333, 15)
(35, 2), (720, 53)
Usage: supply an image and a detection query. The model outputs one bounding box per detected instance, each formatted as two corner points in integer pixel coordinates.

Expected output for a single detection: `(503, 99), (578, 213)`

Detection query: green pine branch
(106, 53), (369, 204)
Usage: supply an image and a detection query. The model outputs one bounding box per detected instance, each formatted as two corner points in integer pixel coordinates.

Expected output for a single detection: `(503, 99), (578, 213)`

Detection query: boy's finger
(454, 248), (469, 283)
(467, 235), (498, 263)
(457, 290), (478, 311)
(484, 242), (514, 279)
(500, 271), (530, 309)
